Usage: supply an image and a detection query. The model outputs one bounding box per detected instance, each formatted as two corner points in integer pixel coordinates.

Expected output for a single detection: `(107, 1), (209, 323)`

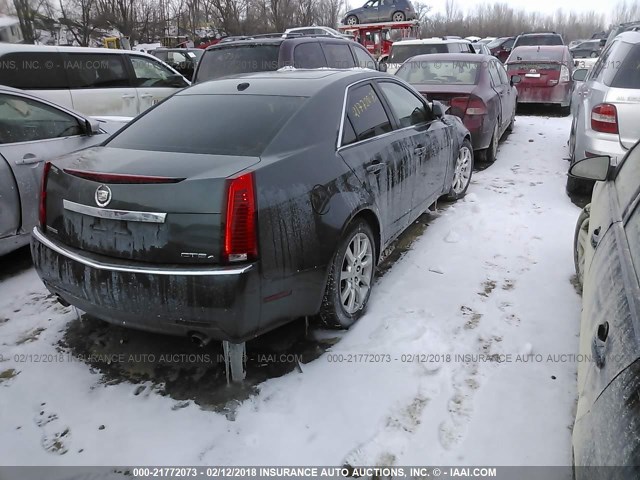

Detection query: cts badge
(95, 185), (112, 207)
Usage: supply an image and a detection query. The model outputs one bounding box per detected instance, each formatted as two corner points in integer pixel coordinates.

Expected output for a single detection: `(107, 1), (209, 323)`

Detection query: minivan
(0, 44), (190, 117)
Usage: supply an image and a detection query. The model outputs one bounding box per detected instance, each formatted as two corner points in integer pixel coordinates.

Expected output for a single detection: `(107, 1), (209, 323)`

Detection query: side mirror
(431, 101), (446, 118)
(572, 68), (588, 82)
(510, 74), (521, 85)
(599, 39), (606, 47)
(85, 118), (101, 135)
(168, 73), (188, 87)
(569, 156), (612, 181)
(378, 61), (387, 72)
(504, 47), (511, 52)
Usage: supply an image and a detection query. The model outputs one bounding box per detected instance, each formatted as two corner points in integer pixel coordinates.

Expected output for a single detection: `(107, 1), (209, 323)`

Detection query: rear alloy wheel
(480, 120), (500, 164)
(573, 204), (591, 289)
(346, 15), (359, 25)
(446, 139), (474, 200)
(320, 220), (375, 329)
(392, 11), (406, 21)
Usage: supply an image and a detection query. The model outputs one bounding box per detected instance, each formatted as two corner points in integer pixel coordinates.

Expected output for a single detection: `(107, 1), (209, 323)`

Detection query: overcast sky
(427, 0), (616, 18)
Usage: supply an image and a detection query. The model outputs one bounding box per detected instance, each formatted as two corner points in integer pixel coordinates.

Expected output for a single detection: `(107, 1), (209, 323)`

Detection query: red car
(488, 36), (515, 63)
(396, 53), (520, 163)
(506, 45), (573, 110)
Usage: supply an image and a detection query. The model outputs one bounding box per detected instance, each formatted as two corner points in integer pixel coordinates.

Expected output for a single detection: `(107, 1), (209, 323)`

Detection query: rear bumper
(462, 115), (491, 150)
(517, 83), (572, 106)
(574, 129), (627, 166)
(30, 227), (262, 342)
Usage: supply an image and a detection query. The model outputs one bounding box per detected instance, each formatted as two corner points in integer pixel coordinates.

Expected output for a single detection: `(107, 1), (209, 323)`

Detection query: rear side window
(322, 44), (355, 68)
(611, 44), (640, 89)
(65, 53), (130, 88)
(342, 83), (392, 146)
(0, 52), (67, 89)
(106, 94), (306, 156)
(195, 45), (280, 82)
(294, 43), (326, 68)
(353, 46), (376, 69)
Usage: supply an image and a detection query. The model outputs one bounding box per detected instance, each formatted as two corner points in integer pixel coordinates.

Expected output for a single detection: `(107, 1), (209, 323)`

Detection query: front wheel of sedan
(320, 220), (376, 329)
(573, 204), (591, 289)
(445, 139), (474, 201)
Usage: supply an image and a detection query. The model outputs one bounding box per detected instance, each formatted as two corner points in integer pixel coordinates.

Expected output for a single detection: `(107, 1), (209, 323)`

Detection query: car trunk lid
(45, 147), (259, 264)
(508, 62), (562, 87)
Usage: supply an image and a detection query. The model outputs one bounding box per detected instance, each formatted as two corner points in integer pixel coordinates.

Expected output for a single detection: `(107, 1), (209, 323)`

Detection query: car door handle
(366, 161), (385, 174)
(121, 94), (136, 99)
(15, 153), (42, 165)
(140, 94), (153, 98)
(591, 226), (601, 248)
(591, 321), (609, 368)
(414, 145), (427, 157)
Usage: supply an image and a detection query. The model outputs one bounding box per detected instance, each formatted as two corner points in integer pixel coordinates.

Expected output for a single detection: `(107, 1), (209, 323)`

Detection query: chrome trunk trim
(63, 199), (167, 224)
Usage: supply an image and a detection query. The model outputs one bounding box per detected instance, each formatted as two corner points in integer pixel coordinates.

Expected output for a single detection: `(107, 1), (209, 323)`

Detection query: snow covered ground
(0, 113), (582, 469)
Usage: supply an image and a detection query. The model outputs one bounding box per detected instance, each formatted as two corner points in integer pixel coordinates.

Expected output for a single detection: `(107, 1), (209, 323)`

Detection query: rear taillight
(591, 103), (618, 134)
(223, 172), (257, 263)
(560, 65), (570, 83)
(39, 162), (52, 232)
(465, 96), (487, 115)
(450, 96), (469, 117)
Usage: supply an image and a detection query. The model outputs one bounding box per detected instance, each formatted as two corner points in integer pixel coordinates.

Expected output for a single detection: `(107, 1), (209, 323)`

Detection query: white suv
(385, 38), (475, 74)
(0, 44), (189, 117)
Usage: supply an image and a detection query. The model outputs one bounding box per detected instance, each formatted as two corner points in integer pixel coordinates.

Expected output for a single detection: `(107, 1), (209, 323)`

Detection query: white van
(0, 44), (190, 116)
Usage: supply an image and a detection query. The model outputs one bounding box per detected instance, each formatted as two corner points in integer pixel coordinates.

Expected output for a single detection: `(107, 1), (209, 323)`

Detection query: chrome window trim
(336, 76), (433, 152)
(63, 199), (167, 224)
(32, 227), (253, 276)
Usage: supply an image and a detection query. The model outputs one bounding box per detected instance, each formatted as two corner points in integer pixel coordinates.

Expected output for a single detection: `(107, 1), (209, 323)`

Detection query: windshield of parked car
(106, 94), (307, 156)
(389, 44), (449, 63)
(514, 35), (563, 47)
(396, 60), (480, 85)
(195, 45), (280, 81)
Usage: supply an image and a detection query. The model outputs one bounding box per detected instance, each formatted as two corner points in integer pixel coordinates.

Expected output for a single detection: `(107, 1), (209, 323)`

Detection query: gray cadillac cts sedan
(31, 69), (473, 381)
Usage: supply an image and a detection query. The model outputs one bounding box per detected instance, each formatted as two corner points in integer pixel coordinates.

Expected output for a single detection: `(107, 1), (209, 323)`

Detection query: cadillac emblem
(95, 184), (112, 207)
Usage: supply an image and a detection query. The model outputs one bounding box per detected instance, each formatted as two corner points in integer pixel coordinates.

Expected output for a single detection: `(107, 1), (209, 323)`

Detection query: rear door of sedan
(338, 81), (413, 244)
(375, 79), (452, 212)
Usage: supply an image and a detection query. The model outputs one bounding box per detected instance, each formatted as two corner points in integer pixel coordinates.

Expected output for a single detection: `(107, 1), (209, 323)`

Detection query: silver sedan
(0, 86), (129, 256)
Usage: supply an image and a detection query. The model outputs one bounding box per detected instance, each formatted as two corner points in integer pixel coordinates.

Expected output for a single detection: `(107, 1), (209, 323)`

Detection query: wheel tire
(479, 120), (499, 164)
(566, 172), (591, 195)
(506, 107), (516, 132)
(319, 220), (376, 329)
(573, 204), (590, 290)
(392, 11), (406, 21)
(346, 15), (359, 25)
(445, 138), (474, 201)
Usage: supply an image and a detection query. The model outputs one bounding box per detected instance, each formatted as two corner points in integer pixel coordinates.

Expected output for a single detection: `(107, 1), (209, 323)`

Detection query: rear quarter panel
(253, 82), (377, 326)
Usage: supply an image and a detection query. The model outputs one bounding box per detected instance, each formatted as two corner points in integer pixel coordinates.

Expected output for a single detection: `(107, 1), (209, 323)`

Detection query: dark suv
(193, 35), (379, 83)
(512, 32), (564, 49)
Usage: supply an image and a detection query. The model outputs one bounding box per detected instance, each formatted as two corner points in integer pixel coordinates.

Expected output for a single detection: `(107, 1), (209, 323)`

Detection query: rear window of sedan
(389, 44), (448, 63)
(396, 60), (480, 85)
(515, 35), (563, 47)
(195, 45), (280, 82)
(106, 94), (307, 156)
(508, 48), (565, 63)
